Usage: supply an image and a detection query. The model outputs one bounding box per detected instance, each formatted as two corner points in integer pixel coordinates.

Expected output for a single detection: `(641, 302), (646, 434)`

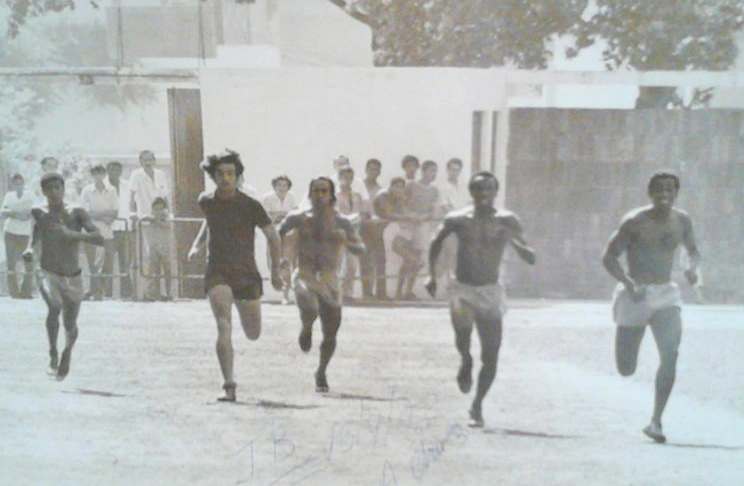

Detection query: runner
(23, 172), (104, 380)
(187, 150), (282, 402)
(278, 177), (366, 392)
(426, 171), (536, 427)
(602, 171), (701, 443)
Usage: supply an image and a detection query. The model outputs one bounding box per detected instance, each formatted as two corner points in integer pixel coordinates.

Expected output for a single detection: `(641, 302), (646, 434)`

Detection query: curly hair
(199, 149), (245, 180)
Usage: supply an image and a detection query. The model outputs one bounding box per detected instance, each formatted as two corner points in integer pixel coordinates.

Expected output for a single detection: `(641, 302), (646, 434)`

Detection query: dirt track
(1, 298), (742, 486)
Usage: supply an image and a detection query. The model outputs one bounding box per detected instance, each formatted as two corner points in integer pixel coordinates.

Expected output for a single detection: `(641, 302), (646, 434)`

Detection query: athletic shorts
(205, 265), (263, 301)
(40, 269), (84, 307)
(612, 282), (682, 327)
(448, 280), (507, 319)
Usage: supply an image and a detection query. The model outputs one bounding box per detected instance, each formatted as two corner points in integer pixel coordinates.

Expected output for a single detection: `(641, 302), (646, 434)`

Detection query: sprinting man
(187, 150), (282, 402)
(278, 177), (365, 392)
(425, 172), (535, 428)
(23, 172), (104, 380)
(602, 171), (700, 443)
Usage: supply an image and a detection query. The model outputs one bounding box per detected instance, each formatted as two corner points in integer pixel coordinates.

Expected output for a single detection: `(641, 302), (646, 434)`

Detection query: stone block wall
(505, 109), (744, 303)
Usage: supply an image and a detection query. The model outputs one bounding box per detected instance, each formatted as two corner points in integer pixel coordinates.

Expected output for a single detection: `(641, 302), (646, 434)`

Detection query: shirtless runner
(602, 171), (700, 443)
(24, 172), (105, 380)
(278, 177), (366, 392)
(425, 171), (536, 427)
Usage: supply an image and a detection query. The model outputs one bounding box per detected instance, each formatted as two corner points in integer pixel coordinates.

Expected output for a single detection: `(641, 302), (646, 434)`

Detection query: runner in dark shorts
(278, 177), (365, 392)
(23, 172), (104, 381)
(188, 150), (282, 402)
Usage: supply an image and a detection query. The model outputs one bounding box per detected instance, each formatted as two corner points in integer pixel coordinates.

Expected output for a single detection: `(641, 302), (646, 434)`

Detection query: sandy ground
(1, 297), (743, 486)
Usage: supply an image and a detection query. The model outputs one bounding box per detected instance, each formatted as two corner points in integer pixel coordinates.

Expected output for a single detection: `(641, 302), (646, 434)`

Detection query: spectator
(395, 160), (440, 300)
(1, 173), (35, 298)
(438, 157), (469, 280)
(360, 158), (387, 300)
(336, 166), (369, 302)
(129, 150), (170, 222)
(262, 175), (298, 304)
(105, 160), (133, 299)
(129, 150), (170, 300)
(330, 155), (369, 199)
(440, 158), (469, 212)
(31, 157), (61, 204)
(141, 197), (174, 302)
(401, 154), (420, 182)
(80, 164), (119, 301)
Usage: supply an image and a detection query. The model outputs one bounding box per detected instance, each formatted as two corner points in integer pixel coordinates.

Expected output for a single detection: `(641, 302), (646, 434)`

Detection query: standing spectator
(359, 158), (387, 300)
(129, 150), (170, 299)
(1, 173), (35, 298)
(438, 158), (469, 280)
(330, 155), (369, 199)
(141, 197), (174, 302)
(336, 166), (369, 303)
(129, 150), (170, 221)
(401, 154), (420, 183)
(105, 160), (133, 299)
(80, 164), (119, 301)
(440, 158), (469, 212)
(262, 175), (298, 304)
(395, 160), (440, 300)
(31, 157), (61, 204)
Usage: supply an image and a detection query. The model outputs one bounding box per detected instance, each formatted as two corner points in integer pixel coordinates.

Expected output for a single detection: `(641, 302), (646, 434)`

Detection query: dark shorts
(205, 265), (263, 301)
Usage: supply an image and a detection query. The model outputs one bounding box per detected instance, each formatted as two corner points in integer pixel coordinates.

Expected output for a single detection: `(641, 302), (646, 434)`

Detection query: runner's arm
(70, 209), (105, 246)
(681, 213), (701, 285)
(506, 214), (536, 265)
(602, 219), (637, 292)
(341, 218), (366, 257)
(260, 223), (283, 291)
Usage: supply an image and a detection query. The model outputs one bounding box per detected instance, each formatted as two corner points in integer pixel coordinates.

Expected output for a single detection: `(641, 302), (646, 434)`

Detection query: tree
(329, 0), (588, 68)
(329, 0), (744, 107)
(570, 0), (744, 107)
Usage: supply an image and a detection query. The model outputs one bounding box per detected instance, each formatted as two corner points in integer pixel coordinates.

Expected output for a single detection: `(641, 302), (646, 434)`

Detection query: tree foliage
(337, 0), (588, 68)
(569, 0), (744, 106)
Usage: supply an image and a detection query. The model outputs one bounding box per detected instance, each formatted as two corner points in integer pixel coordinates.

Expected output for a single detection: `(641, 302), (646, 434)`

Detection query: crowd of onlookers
(1, 152), (470, 303)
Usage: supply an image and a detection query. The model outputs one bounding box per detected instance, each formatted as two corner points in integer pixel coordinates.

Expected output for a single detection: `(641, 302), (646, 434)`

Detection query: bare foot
(217, 382), (237, 402)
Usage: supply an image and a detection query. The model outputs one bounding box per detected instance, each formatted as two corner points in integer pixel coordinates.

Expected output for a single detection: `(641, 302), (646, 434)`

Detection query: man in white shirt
(262, 175), (298, 304)
(106, 160), (133, 298)
(440, 158), (469, 212)
(129, 150), (171, 221)
(330, 155), (369, 200)
(1, 173), (35, 298)
(359, 158), (388, 299)
(80, 164), (119, 300)
(438, 158), (470, 280)
(129, 150), (170, 300)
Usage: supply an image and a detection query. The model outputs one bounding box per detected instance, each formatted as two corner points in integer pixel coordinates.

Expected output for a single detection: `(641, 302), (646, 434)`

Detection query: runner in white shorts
(24, 172), (104, 380)
(426, 172), (536, 428)
(603, 171), (701, 443)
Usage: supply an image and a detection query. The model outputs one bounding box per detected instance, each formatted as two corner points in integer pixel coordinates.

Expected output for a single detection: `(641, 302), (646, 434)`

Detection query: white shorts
(612, 282), (682, 327)
(448, 280), (507, 319)
(40, 270), (84, 307)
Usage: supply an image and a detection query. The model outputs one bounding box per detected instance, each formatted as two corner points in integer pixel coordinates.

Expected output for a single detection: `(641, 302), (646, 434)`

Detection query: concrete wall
(200, 68), (502, 196)
(505, 108), (744, 303)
